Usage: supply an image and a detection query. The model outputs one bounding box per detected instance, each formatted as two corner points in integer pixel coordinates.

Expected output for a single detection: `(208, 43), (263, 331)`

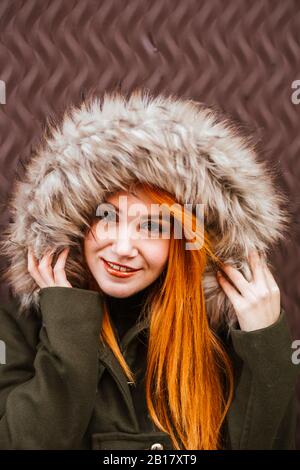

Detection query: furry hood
(0, 89), (290, 329)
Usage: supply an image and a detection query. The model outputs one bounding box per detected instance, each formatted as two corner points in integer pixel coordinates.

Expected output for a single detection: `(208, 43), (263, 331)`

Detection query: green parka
(0, 286), (299, 450)
(1, 90), (299, 450)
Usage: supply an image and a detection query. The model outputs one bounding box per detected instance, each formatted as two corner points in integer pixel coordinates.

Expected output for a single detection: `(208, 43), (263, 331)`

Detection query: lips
(102, 258), (139, 271)
(101, 258), (142, 278)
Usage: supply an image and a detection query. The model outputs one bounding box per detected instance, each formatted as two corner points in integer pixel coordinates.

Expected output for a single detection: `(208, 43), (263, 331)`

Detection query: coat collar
(97, 317), (149, 430)
(119, 317), (149, 353)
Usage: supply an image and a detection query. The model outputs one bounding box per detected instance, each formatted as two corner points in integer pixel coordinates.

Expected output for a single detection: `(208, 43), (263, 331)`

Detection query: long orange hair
(97, 183), (234, 450)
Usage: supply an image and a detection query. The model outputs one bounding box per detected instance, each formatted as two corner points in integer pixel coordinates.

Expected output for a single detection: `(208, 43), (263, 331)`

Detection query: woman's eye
(141, 221), (165, 233)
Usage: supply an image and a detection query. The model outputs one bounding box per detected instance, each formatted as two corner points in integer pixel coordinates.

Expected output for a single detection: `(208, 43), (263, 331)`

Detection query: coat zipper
(97, 318), (149, 431)
(97, 339), (139, 430)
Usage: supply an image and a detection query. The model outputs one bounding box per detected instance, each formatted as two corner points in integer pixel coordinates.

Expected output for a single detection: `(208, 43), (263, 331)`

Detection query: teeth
(106, 261), (135, 272)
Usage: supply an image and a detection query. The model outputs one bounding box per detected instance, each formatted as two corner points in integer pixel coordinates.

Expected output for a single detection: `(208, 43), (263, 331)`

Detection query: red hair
(98, 183), (234, 449)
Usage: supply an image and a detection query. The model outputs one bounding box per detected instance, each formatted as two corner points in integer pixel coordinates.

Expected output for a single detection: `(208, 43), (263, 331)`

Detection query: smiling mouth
(101, 258), (142, 276)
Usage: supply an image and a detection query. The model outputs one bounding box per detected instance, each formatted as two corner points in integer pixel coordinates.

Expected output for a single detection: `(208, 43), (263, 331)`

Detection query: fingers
(27, 248), (49, 288)
(217, 250), (281, 331)
(38, 249), (56, 286)
(217, 249), (280, 300)
(28, 247), (72, 288)
(53, 248), (72, 287)
(249, 249), (280, 295)
(216, 271), (243, 311)
(248, 249), (266, 285)
(219, 264), (251, 297)
(216, 249), (269, 303)
(260, 258), (281, 295)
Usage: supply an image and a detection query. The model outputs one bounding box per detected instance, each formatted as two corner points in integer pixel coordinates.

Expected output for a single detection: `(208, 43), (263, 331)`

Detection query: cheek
(144, 239), (170, 270)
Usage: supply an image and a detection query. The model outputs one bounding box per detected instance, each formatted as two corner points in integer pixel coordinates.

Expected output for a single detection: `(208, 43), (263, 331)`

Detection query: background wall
(0, 0), (299, 448)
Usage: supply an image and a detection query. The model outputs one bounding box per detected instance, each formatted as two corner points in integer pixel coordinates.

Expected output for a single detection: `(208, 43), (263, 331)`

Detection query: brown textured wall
(0, 0), (300, 448)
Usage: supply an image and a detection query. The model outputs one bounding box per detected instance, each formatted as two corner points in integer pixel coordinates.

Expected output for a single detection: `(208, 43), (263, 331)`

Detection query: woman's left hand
(216, 249), (281, 332)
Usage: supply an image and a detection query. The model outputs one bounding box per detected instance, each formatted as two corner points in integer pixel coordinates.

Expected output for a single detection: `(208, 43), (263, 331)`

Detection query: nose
(110, 223), (138, 258)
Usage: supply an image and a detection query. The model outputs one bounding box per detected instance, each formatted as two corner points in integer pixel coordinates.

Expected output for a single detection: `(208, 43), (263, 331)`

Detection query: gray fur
(0, 88), (290, 329)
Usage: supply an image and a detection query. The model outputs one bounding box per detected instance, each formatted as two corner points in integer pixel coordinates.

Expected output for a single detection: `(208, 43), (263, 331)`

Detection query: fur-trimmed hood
(0, 89), (290, 329)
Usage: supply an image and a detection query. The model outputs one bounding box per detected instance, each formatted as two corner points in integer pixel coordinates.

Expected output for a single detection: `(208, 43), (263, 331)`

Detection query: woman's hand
(216, 249), (281, 332)
(28, 247), (72, 288)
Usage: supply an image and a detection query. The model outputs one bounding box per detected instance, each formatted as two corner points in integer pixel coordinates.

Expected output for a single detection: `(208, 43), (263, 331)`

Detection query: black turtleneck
(104, 283), (154, 343)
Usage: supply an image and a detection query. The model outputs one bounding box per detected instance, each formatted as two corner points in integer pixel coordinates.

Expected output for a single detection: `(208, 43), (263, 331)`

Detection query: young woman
(0, 89), (299, 450)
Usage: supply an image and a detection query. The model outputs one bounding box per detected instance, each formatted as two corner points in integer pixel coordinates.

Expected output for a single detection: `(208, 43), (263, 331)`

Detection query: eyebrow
(104, 202), (171, 222)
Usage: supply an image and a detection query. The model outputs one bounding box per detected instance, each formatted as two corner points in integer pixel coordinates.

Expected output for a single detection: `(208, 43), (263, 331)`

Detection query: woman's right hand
(27, 247), (72, 288)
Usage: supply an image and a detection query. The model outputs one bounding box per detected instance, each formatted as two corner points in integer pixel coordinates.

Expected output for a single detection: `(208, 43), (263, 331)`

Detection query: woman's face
(83, 187), (170, 298)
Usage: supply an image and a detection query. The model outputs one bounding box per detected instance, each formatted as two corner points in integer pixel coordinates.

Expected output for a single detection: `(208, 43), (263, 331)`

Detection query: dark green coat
(0, 287), (299, 450)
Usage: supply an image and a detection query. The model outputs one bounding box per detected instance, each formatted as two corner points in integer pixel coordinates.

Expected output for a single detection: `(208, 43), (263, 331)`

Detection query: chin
(98, 281), (141, 298)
